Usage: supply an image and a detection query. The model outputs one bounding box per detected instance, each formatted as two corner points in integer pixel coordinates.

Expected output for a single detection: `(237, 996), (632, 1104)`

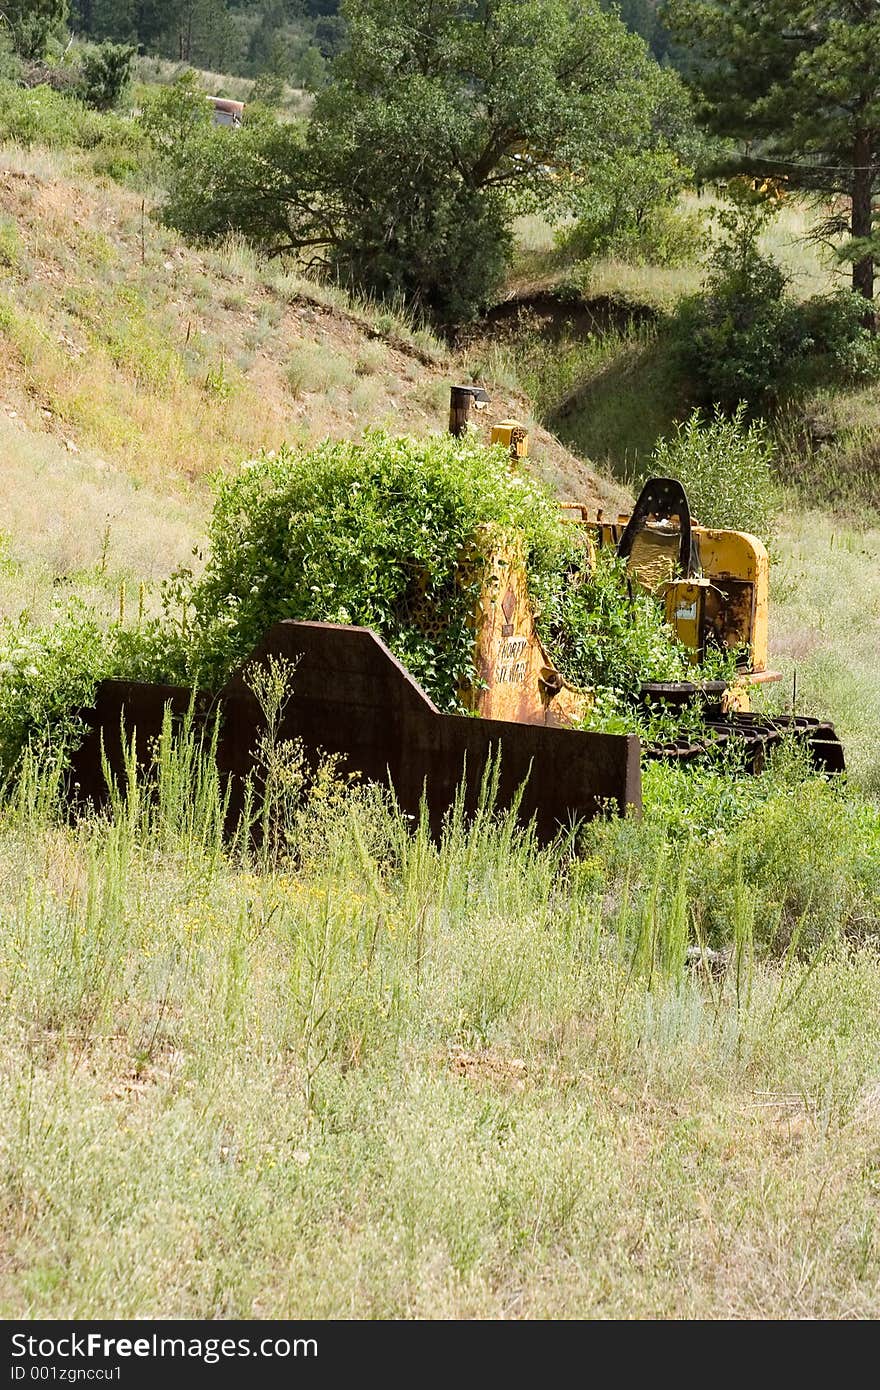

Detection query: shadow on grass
(547, 329), (689, 486)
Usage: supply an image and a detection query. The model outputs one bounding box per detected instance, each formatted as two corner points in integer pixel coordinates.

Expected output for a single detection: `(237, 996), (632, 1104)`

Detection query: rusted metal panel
(68, 678), (209, 808)
(219, 622), (642, 836)
(70, 621), (642, 837)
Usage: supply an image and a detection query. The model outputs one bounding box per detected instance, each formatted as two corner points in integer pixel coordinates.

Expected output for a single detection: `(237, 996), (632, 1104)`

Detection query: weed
(285, 342), (356, 398)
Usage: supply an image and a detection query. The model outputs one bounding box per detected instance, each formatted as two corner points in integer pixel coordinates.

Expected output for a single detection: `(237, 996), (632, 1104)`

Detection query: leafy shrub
(3, 0), (65, 61)
(139, 70), (212, 169)
(649, 405), (778, 534)
(672, 180), (880, 410)
(0, 81), (140, 161)
(557, 199), (706, 268)
(586, 745), (880, 955)
(696, 765), (879, 951)
(672, 180), (792, 410)
(533, 547), (695, 708)
(162, 432), (569, 704)
(0, 29), (22, 83)
(0, 603), (167, 774)
(160, 431), (703, 712)
(795, 289), (880, 380)
(250, 71), (285, 109)
(78, 42), (136, 112)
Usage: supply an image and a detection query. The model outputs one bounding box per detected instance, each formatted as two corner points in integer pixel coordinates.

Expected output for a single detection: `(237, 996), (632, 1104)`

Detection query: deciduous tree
(164, 0), (695, 325)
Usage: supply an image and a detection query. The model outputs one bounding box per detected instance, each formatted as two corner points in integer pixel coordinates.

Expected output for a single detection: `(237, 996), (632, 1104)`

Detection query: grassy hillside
(2, 126), (880, 1322)
(0, 147), (623, 510)
(490, 203), (880, 510)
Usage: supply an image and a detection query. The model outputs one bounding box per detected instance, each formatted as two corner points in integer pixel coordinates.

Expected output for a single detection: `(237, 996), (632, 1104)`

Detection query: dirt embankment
(0, 151), (625, 514)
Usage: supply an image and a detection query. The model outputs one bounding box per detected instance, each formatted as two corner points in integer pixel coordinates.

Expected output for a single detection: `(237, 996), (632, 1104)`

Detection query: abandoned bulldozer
(462, 403), (844, 775)
(69, 397), (843, 842)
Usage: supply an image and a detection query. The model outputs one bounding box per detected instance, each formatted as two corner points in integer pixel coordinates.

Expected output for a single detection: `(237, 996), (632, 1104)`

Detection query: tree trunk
(851, 130), (875, 329)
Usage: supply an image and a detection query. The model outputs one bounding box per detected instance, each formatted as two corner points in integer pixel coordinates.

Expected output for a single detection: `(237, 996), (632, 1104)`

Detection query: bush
(0, 81), (141, 160)
(796, 289), (880, 380)
(4, 0), (65, 61)
(671, 180), (880, 411)
(557, 199), (706, 268)
(648, 405), (778, 535)
(0, 603), (167, 774)
(160, 431), (705, 714)
(139, 70), (212, 169)
(78, 43), (135, 112)
(161, 432), (570, 704)
(590, 747), (880, 954)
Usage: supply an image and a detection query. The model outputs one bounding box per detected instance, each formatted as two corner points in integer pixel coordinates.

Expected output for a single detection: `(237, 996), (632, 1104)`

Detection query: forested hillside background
(65, 0), (672, 89)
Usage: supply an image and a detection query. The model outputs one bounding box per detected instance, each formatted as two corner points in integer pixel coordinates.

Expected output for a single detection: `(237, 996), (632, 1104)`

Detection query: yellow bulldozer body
(459, 494), (779, 730)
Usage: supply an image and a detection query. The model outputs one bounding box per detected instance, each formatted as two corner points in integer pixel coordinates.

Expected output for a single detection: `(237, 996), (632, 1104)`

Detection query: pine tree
(664, 0), (880, 315)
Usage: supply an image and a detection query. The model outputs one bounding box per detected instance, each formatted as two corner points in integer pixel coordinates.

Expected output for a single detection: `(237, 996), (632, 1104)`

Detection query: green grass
(495, 196), (871, 499)
(761, 511), (880, 793)
(1, 115), (880, 1320)
(1, 732), (880, 1318)
(511, 197), (840, 307)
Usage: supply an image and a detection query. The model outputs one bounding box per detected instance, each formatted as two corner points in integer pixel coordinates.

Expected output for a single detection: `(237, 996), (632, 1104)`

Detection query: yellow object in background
(491, 420), (530, 459)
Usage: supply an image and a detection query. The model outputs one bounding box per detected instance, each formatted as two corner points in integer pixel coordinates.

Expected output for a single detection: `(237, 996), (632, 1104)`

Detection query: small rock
(64, 438), (79, 454)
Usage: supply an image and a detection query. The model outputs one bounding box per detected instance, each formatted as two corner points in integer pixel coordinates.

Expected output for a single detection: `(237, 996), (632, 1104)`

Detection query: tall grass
(2, 719), (880, 1316)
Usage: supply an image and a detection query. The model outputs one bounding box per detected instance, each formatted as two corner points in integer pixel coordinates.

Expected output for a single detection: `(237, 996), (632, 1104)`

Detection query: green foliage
(139, 69), (212, 168)
(663, 0), (880, 305)
(649, 404), (778, 535)
(2, 0), (67, 59)
(0, 28), (22, 82)
(250, 69), (285, 109)
(78, 42), (136, 111)
(533, 547), (695, 707)
(554, 63), (706, 267)
(610, 744), (880, 951)
(557, 197), (706, 268)
(0, 602), (165, 773)
(160, 117), (307, 245)
(672, 180), (879, 410)
(161, 0), (698, 325)
(0, 80), (140, 158)
(672, 181), (800, 410)
(161, 431), (570, 704)
(795, 289), (880, 381)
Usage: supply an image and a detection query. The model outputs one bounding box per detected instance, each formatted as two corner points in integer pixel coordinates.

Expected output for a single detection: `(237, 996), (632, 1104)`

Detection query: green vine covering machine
(70, 390), (843, 838)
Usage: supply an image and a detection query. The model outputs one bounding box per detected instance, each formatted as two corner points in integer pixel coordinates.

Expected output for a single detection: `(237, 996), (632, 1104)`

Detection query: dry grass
(763, 511), (880, 792)
(132, 55), (311, 119)
(0, 415), (204, 624)
(0, 146), (619, 511)
(510, 195), (841, 307)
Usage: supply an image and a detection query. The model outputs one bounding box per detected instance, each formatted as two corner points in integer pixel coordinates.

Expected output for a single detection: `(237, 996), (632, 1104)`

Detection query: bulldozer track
(645, 712), (845, 774)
